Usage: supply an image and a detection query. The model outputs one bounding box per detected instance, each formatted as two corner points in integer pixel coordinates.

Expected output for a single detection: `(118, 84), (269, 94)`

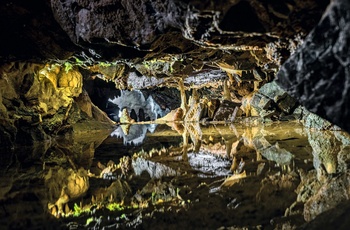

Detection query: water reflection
(110, 123), (157, 145)
(1, 122), (350, 229)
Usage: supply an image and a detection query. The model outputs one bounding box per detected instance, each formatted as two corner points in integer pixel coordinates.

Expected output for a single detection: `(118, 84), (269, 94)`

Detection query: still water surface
(1, 121), (350, 229)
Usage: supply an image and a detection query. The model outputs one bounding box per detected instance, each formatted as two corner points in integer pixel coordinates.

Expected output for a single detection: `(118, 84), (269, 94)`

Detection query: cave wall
(276, 0), (350, 133)
(0, 0), (78, 62)
(1, 0), (329, 63)
(0, 63), (113, 146)
(2, 0), (345, 146)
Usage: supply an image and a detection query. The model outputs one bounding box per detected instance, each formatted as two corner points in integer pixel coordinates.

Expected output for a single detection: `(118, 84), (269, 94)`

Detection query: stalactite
(191, 88), (199, 105)
(176, 78), (188, 117)
(223, 79), (231, 101)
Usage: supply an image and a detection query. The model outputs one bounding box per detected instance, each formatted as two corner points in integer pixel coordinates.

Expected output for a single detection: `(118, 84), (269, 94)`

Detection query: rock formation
(2, 0), (349, 147)
(276, 0), (350, 133)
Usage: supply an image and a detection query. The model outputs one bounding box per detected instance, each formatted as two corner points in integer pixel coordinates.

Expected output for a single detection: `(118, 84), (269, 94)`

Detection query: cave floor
(1, 121), (350, 229)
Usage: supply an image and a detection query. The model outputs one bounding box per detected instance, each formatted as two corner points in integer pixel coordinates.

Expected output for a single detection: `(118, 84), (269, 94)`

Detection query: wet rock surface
(276, 0), (350, 133)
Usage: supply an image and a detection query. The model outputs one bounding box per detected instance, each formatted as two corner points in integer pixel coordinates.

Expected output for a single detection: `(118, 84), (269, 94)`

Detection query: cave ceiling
(0, 0), (329, 86)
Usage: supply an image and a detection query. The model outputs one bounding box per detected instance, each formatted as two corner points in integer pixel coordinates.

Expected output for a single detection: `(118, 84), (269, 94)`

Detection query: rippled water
(1, 121), (350, 229)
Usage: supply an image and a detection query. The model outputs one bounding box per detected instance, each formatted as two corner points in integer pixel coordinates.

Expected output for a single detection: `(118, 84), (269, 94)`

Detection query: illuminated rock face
(36, 64), (82, 114)
(276, 0), (350, 133)
(0, 63), (112, 145)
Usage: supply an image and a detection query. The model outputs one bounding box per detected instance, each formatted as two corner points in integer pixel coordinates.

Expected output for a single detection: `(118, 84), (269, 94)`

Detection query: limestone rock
(258, 81), (297, 114)
(261, 143), (294, 166)
(276, 0), (350, 133)
(259, 81), (287, 102)
(0, 63), (109, 146)
(156, 107), (184, 122)
(303, 172), (350, 222)
(303, 110), (340, 130)
(213, 100), (241, 121)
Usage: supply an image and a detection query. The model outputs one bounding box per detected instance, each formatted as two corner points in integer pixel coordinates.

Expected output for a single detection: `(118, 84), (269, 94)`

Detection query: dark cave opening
(219, 1), (265, 33)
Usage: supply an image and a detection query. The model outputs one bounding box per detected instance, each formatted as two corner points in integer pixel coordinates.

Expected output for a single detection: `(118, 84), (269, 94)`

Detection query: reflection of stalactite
(191, 88), (199, 104)
(224, 138), (234, 158)
(185, 102), (204, 122)
(185, 89), (207, 122)
(182, 131), (189, 161)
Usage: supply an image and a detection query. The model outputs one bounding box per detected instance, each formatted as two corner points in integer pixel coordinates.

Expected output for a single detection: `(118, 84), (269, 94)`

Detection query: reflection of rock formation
(91, 179), (131, 204)
(242, 125), (295, 167)
(110, 124), (157, 145)
(187, 152), (231, 177)
(4, 121), (350, 228)
(0, 129), (109, 227)
(42, 132), (110, 216)
(256, 172), (299, 208)
(135, 180), (180, 205)
(46, 167), (89, 216)
(185, 122), (202, 153)
(132, 157), (178, 179)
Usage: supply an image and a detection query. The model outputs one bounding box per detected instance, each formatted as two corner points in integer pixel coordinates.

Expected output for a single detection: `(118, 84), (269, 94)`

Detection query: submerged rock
(261, 143), (294, 166)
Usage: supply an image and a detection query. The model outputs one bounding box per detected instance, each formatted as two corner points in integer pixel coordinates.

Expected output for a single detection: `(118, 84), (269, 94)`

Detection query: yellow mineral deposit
(36, 64), (83, 115)
(120, 108), (135, 124)
(240, 93), (259, 117)
(221, 170), (247, 187)
(38, 64), (60, 91)
(216, 62), (243, 84)
(120, 124), (131, 135)
(47, 168), (89, 217)
(156, 107), (184, 123)
(230, 156), (238, 173)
